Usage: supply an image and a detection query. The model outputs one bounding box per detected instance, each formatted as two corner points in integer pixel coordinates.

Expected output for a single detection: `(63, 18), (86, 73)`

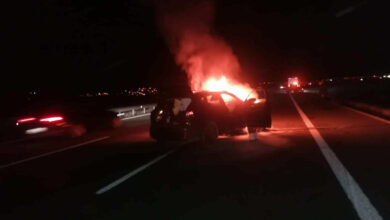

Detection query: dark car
(14, 109), (121, 139)
(1, 98), (122, 141)
(150, 90), (271, 142)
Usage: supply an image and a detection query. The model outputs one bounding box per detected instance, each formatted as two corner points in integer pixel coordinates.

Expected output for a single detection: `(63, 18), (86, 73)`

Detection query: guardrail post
(132, 109), (135, 116)
(143, 108), (146, 114)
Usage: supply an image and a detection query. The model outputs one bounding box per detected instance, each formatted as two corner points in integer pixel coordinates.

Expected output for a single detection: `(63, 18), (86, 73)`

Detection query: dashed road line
(96, 149), (176, 195)
(0, 136), (110, 170)
(290, 94), (382, 220)
(96, 139), (196, 195)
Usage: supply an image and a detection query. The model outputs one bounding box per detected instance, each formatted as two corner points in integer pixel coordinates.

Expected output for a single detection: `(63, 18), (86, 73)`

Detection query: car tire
(202, 122), (218, 143)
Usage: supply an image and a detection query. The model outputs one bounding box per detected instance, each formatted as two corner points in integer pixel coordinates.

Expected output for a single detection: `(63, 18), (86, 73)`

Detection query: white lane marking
(96, 139), (196, 195)
(289, 94), (382, 220)
(339, 105), (390, 125)
(96, 149), (176, 195)
(0, 136), (110, 170)
(122, 113), (150, 121)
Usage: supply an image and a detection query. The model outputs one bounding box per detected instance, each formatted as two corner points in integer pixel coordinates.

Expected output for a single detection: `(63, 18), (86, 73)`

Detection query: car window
(207, 94), (224, 107)
(199, 94), (225, 108)
(221, 93), (241, 112)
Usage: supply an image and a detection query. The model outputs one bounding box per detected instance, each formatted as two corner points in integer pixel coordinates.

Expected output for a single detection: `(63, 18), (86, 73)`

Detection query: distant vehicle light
(17, 117), (36, 123)
(280, 85), (284, 89)
(360, 78), (364, 81)
(288, 77), (300, 87)
(186, 111), (194, 117)
(39, 116), (64, 123)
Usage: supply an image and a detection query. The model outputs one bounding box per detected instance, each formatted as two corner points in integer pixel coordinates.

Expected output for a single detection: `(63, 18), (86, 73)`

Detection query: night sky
(2, 0), (389, 92)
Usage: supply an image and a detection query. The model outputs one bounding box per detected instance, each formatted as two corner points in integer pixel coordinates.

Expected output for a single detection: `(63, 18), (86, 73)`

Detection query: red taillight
(17, 117), (36, 123)
(39, 116), (64, 123)
(186, 111), (194, 117)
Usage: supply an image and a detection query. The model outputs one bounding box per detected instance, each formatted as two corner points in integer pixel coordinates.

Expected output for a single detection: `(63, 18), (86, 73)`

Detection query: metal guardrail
(109, 104), (156, 119)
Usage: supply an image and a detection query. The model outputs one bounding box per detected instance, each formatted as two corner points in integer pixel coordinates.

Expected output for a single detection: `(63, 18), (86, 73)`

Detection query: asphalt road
(1, 93), (389, 219)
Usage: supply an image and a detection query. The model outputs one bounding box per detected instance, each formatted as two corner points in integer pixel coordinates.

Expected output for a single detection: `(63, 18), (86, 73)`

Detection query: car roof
(194, 91), (241, 100)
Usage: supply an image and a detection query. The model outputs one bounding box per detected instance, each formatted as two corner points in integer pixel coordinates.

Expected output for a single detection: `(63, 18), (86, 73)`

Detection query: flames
(201, 76), (257, 101)
(157, 1), (259, 102)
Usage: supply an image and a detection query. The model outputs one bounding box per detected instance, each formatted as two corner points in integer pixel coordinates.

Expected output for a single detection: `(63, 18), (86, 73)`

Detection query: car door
(220, 92), (246, 129)
(201, 93), (232, 132)
(244, 87), (271, 128)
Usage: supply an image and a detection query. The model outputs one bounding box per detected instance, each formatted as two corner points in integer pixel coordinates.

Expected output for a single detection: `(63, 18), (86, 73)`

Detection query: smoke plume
(157, 0), (243, 91)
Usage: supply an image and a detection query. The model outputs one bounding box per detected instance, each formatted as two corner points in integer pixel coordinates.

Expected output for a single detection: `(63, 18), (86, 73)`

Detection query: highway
(1, 93), (390, 219)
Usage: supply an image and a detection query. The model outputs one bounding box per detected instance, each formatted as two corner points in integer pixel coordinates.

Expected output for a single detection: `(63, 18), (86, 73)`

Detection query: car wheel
(202, 122), (218, 143)
(69, 125), (86, 137)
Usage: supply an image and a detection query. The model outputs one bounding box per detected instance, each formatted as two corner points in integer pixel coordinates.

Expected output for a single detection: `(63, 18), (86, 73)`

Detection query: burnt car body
(150, 90), (271, 142)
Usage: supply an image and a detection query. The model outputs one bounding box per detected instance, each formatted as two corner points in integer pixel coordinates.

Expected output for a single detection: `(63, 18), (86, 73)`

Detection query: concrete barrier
(109, 104), (156, 119)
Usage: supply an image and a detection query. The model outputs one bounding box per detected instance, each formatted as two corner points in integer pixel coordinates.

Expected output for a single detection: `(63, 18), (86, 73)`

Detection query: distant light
(360, 78), (364, 81)
(308, 82), (312, 86)
(329, 79), (333, 82)
(39, 116), (64, 123)
(388, 75), (390, 78)
(117, 113), (125, 117)
(185, 111), (194, 117)
(280, 85), (284, 89)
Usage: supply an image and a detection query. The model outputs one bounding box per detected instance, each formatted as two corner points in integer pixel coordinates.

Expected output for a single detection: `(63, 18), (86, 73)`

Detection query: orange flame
(157, 2), (259, 102)
(201, 76), (257, 101)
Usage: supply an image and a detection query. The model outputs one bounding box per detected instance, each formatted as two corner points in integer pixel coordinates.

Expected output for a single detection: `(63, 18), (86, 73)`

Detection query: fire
(201, 76), (257, 101)
(158, 1), (260, 103)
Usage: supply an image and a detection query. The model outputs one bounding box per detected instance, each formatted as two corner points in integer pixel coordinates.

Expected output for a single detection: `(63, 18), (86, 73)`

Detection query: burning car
(150, 89), (271, 142)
